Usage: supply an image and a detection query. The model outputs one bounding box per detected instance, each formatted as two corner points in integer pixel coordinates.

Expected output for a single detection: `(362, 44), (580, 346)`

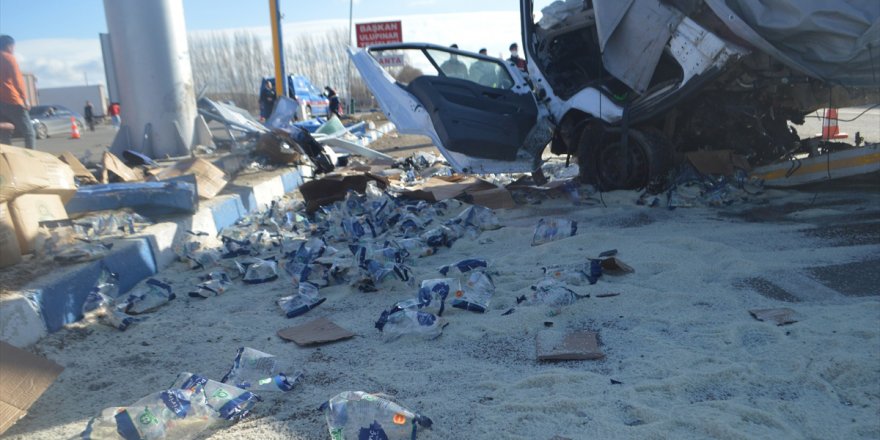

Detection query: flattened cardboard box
(101, 151), (142, 183)
(0, 202), (21, 268)
(0, 143), (76, 203)
(9, 193), (68, 254)
(154, 158), (228, 199)
(58, 151), (98, 184)
(0, 341), (64, 435)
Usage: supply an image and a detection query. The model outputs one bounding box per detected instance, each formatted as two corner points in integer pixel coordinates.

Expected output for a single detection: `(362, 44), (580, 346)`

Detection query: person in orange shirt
(0, 35), (35, 149)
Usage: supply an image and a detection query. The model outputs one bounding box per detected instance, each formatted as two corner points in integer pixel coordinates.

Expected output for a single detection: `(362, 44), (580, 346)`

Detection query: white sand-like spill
(4, 189), (879, 440)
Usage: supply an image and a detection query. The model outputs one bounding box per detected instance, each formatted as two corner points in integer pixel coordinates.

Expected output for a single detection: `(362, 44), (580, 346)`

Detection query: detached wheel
(35, 123), (48, 139)
(579, 126), (672, 191)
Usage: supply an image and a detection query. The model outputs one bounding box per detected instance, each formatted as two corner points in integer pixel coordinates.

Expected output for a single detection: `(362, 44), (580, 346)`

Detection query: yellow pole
(269, 0), (287, 98)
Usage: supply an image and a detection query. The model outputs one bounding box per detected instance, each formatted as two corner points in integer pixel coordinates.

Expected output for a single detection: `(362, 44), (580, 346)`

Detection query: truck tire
(578, 125), (672, 192)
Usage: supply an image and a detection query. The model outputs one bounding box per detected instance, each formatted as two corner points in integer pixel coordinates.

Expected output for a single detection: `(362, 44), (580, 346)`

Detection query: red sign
(356, 21), (402, 48)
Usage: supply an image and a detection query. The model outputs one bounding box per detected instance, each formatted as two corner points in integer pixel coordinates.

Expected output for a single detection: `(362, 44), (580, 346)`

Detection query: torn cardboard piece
(153, 158), (228, 199)
(58, 152), (98, 184)
(686, 150), (751, 176)
(536, 330), (604, 361)
(277, 317), (356, 346)
(101, 151), (142, 183)
(749, 308), (798, 326)
(601, 257), (634, 275)
(399, 176), (514, 208)
(8, 194), (68, 254)
(0, 341), (64, 436)
(0, 202), (21, 268)
(299, 173), (388, 212)
(0, 144), (77, 203)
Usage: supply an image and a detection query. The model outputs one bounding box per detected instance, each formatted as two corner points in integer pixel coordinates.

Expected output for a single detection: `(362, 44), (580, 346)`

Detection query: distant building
(22, 73), (38, 106)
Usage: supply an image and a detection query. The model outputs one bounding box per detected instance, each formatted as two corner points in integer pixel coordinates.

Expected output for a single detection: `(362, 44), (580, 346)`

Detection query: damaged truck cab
(350, 0), (879, 190)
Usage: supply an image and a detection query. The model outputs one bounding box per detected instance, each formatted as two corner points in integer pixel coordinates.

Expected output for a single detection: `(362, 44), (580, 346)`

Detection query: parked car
(349, 0), (879, 190)
(29, 105), (85, 139)
(260, 75), (330, 119)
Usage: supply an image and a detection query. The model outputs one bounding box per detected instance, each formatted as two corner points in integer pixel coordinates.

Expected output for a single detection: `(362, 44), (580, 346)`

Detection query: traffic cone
(69, 117), (81, 139)
(816, 108), (848, 140)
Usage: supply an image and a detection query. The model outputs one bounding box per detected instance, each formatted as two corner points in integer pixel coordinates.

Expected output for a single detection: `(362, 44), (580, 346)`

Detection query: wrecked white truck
(349, 0), (880, 190)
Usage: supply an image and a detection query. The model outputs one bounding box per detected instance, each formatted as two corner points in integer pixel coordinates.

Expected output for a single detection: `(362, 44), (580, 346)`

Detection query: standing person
(0, 35), (35, 149)
(324, 86), (341, 119)
(84, 100), (95, 131)
(259, 79), (276, 121)
(108, 102), (121, 130)
(470, 48), (499, 87)
(440, 44), (469, 79)
(508, 42), (527, 73)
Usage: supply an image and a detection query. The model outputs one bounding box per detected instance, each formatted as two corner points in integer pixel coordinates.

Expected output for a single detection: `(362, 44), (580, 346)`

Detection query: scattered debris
(532, 218), (577, 246)
(277, 317), (356, 346)
(321, 391), (433, 440)
(375, 304), (445, 342)
(536, 330), (604, 361)
(749, 308), (798, 326)
(221, 347), (301, 392)
(81, 372), (260, 439)
(0, 341), (64, 436)
(65, 177), (199, 217)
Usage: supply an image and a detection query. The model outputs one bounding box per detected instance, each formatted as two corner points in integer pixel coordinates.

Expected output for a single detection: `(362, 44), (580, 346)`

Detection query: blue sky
(0, 0), (529, 88)
(0, 0), (519, 40)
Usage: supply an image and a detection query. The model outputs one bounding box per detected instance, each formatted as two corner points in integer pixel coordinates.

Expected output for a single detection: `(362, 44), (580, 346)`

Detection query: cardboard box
(0, 202), (21, 268)
(58, 152), (98, 184)
(0, 341), (64, 435)
(0, 144), (76, 203)
(9, 194), (68, 254)
(101, 151), (142, 183)
(153, 158), (228, 199)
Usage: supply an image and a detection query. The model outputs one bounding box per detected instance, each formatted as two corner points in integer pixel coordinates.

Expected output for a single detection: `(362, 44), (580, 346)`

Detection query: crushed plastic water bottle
(237, 258), (279, 284)
(531, 217), (578, 246)
(186, 249), (222, 270)
(321, 391), (433, 440)
(416, 278), (458, 316)
(117, 279), (174, 315)
(103, 309), (144, 331)
(452, 271), (495, 313)
(529, 279), (579, 306)
(391, 238), (434, 257)
(438, 258), (488, 276)
(81, 373), (260, 440)
(82, 269), (120, 314)
(454, 205), (501, 230)
(171, 373), (262, 422)
(375, 306), (444, 342)
(277, 282), (326, 318)
(189, 271), (233, 298)
(221, 347), (301, 392)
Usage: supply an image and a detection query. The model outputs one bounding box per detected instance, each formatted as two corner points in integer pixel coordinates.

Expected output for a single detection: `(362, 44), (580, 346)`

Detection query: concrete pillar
(104, 0), (196, 158)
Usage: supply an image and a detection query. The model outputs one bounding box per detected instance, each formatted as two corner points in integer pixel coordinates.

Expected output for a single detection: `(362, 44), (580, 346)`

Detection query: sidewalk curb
(0, 165), (310, 348)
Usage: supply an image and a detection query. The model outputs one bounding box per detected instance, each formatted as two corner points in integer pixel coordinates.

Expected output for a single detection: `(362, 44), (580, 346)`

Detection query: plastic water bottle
(531, 218), (578, 246)
(321, 391), (432, 440)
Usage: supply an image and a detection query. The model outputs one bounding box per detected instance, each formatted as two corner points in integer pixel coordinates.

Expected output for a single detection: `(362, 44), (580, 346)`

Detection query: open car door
(348, 43), (553, 174)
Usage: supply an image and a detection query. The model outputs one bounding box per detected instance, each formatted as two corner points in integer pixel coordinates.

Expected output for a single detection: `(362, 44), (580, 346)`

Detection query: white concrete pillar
(104, 0), (196, 158)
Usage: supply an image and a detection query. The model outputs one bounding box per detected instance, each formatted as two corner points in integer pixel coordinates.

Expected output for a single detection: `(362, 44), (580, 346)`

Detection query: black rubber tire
(578, 126), (672, 192)
(35, 123), (48, 139)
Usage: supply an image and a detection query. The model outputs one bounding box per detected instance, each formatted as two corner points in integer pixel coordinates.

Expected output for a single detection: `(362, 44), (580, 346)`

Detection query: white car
(350, 0), (879, 190)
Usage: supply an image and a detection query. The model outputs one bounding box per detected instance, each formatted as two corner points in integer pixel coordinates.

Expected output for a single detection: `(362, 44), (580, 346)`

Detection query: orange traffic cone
(816, 108), (848, 140)
(69, 117), (81, 139)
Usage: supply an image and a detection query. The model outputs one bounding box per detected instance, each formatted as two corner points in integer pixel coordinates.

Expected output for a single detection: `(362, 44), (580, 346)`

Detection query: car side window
(426, 49), (514, 89)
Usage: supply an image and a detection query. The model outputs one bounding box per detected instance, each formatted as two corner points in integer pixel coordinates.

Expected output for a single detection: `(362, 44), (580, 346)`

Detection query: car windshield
(371, 47), (515, 90)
